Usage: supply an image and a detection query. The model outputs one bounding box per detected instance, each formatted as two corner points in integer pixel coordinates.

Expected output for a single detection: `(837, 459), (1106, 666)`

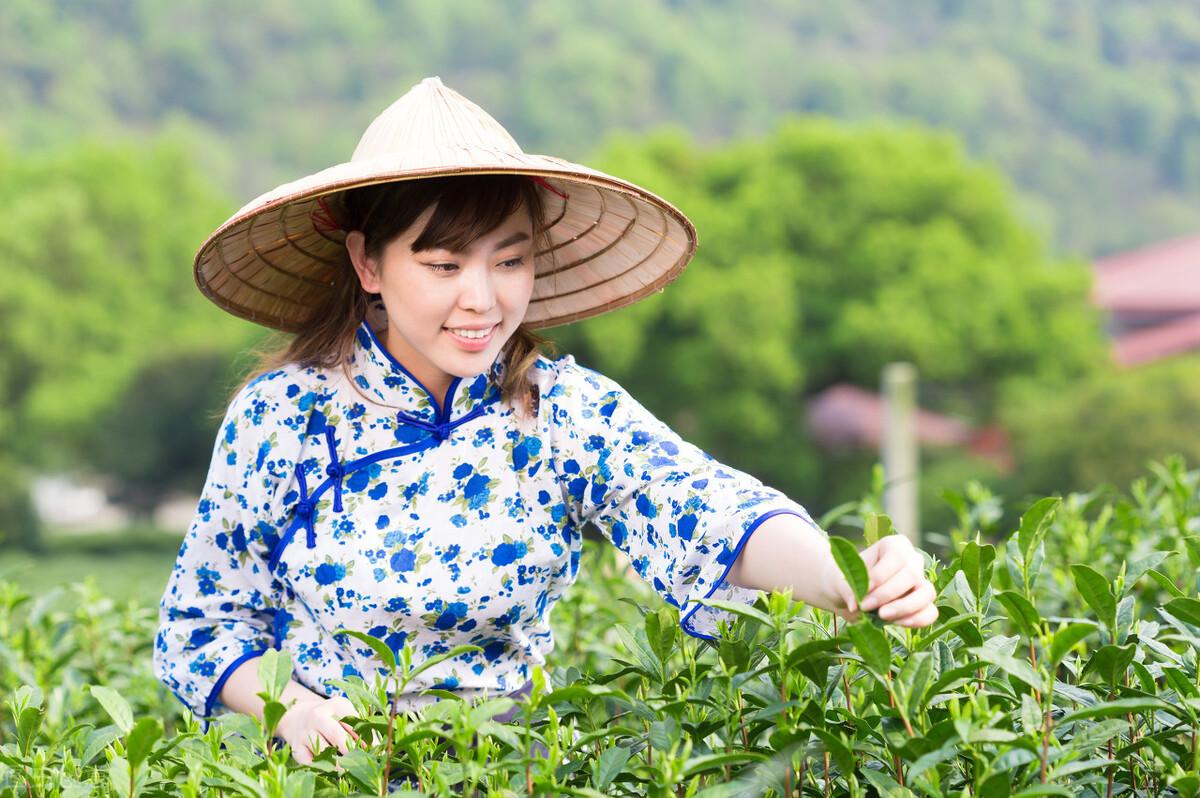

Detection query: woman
(153, 77), (938, 766)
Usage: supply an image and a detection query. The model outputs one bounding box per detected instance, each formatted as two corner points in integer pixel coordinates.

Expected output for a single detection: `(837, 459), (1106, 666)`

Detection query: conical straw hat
(194, 76), (698, 331)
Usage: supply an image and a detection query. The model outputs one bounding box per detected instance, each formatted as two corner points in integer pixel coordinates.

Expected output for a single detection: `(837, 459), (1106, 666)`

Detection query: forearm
(726, 512), (842, 612)
(218, 656), (326, 720)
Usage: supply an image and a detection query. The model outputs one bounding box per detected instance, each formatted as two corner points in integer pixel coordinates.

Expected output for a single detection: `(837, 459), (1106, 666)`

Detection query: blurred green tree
(1001, 355), (1200, 500)
(0, 136), (254, 543)
(545, 120), (1108, 514)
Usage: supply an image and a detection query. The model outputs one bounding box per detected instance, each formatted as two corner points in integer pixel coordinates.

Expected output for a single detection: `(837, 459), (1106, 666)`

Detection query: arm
(153, 374), (298, 728)
(219, 658), (327, 721)
(727, 512), (939, 627)
(724, 512), (843, 610)
(547, 356), (824, 639)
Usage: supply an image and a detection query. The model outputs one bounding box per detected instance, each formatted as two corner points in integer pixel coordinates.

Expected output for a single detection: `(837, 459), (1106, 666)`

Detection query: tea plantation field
(2, 457), (1199, 796)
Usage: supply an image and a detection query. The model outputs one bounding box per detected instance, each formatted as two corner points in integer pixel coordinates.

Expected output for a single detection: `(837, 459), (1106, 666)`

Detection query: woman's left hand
(826, 535), (939, 628)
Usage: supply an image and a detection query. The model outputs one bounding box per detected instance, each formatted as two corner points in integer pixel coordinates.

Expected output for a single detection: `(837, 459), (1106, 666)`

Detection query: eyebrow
(492, 232), (530, 251)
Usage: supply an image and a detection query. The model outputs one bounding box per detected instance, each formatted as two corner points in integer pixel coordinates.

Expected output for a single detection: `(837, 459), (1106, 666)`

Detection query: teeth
(448, 325), (494, 339)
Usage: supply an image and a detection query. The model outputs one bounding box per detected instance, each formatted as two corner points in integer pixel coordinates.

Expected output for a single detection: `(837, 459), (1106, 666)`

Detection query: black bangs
(340, 174), (544, 259)
(411, 176), (534, 253)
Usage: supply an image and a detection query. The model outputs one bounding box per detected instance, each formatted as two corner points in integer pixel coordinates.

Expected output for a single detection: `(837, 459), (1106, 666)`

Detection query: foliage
(2, 458), (1200, 794)
(1000, 354), (1200, 501)
(547, 121), (1107, 518)
(0, 457), (40, 552)
(5, 1), (1200, 255)
(83, 350), (245, 516)
(0, 136), (253, 467)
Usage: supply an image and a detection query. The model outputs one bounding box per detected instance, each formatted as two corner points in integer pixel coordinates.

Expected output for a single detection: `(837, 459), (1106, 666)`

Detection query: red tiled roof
(1112, 310), (1200, 367)
(805, 384), (1013, 471)
(806, 384), (965, 448)
(1093, 234), (1200, 313)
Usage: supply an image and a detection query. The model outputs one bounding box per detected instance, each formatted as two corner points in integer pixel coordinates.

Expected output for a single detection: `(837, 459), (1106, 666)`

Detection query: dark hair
(232, 174), (557, 418)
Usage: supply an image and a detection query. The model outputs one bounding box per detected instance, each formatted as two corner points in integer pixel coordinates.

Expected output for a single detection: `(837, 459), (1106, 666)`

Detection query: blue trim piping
(323, 426), (345, 513)
(204, 646), (270, 718)
(266, 399), (494, 572)
(360, 319), (462, 420)
(678, 508), (807, 642)
(269, 323), (503, 571)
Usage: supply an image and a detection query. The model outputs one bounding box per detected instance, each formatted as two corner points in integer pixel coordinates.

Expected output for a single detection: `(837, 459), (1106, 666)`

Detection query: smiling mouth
(443, 323), (499, 340)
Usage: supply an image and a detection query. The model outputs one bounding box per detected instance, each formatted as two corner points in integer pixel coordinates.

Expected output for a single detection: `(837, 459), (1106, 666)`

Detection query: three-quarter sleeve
(153, 374), (293, 728)
(546, 355), (825, 640)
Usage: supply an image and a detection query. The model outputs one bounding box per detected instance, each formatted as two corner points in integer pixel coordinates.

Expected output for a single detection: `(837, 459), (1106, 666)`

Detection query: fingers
(846, 537), (938, 629)
(890, 603), (940, 628)
(860, 548), (924, 613)
(314, 714), (352, 756)
(859, 537), (915, 603)
(875, 580), (935, 623)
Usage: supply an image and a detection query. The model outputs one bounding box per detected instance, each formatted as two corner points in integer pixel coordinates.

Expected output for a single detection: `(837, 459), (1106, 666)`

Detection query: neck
(379, 327), (452, 407)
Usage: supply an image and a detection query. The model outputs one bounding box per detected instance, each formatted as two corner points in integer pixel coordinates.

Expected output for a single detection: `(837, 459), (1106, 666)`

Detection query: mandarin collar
(347, 303), (507, 424)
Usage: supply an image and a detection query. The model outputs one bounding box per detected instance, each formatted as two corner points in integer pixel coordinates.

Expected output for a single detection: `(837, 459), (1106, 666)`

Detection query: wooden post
(882, 362), (920, 545)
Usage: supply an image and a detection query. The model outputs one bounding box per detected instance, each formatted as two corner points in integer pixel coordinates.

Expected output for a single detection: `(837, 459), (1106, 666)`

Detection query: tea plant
(0, 456), (1198, 796)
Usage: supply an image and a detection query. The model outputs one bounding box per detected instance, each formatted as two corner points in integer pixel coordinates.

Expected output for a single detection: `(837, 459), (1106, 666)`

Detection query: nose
(458, 262), (496, 311)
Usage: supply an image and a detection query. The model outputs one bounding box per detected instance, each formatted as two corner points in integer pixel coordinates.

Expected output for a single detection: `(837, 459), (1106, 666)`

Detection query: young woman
(154, 77), (937, 765)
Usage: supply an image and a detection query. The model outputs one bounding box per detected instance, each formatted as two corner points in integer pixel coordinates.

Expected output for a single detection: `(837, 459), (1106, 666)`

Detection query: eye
(500, 256), (527, 269)
(426, 262), (458, 273)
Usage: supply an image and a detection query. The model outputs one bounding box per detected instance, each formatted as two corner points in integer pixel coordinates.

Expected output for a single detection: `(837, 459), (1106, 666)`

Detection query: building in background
(1092, 234), (1200, 367)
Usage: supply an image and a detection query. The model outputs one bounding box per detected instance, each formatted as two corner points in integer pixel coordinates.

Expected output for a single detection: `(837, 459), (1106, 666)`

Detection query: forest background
(2, 0), (1199, 573)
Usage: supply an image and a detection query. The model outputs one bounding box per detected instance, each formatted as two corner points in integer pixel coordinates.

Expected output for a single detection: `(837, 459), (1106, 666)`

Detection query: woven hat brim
(194, 152), (698, 332)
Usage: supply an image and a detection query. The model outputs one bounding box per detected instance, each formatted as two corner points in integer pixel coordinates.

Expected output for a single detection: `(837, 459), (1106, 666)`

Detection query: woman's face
(346, 203), (537, 403)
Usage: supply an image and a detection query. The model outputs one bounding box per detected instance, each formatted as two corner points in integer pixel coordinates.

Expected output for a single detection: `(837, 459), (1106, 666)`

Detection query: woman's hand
(276, 695), (361, 767)
(825, 535), (939, 628)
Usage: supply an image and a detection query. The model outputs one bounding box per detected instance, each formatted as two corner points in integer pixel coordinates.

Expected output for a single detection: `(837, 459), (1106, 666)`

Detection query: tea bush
(1, 456), (1199, 796)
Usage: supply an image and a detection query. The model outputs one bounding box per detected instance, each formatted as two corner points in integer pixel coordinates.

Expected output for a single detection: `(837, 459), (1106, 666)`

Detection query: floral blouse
(153, 306), (822, 728)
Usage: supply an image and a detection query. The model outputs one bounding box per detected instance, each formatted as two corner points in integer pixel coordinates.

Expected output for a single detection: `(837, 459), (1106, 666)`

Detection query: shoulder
(530, 352), (619, 398)
(530, 353), (638, 431)
(221, 361), (332, 448)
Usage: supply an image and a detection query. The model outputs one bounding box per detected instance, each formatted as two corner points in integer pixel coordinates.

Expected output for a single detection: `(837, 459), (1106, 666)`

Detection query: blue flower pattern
(153, 308), (821, 727)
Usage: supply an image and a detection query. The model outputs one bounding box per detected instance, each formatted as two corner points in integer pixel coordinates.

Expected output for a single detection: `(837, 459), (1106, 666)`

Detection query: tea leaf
(847, 619), (891, 675)
(1166, 597), (1200, 628)
(648, 716), (679, 752)
(1018, 497), (1059, 562)
(681, 751), (767, 778)
(208, 762), (269, 798)
(15, 706), (41, 756)
(124, 716), (161, 770)
(1070, 565), (1116, 630)
(829, 536), (869, 605)
(896, 651), (933, 718)
(1049, 622), (1096, 666)
(1060, 697), (1173, 724)
(107, 755), (131, 798)
(1082, 643), (1137, 686)
(1146, 569), (1185, 599)
(405, 643), (484, 681)
(994, 591), (1041, 638)
(81, 725), (121, 766)
(256, 648), (293, 701)
(960, 539), (996, 603)
(811, 728), (856, 775)
(1182, 536), (1200, 568)
(262, 700), (286, 736)
(88, 685), (132, 735)
(593, 745), (631, 790)
(968, 646), (1043, 691)
(690, 597), (773, 629)
(645, 607), (678, 666)
(863, 513), (894, 546)
(338, 748), (381, 793)
(334, 628), (396, 672)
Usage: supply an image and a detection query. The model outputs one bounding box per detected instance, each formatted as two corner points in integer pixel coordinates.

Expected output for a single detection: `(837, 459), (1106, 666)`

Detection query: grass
(0, 524), (182, 608)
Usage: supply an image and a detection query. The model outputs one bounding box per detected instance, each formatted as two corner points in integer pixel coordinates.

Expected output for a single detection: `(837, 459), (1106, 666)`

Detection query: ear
(345, 231), (382, 294)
